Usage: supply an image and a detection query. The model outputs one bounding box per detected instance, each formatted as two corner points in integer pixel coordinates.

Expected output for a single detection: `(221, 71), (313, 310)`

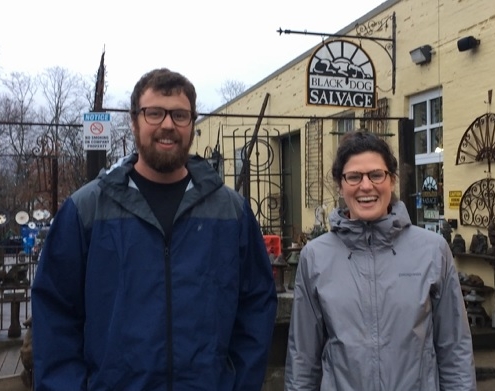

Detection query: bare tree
(108, 112), (135, 164)
(0, 65), (138, 226)
(218, 79), (247, 103)
(0, 72), (39, 229)
(1, 72), (38, 155)
(37, 67), (92, 206)
(38, 66), (87, 124)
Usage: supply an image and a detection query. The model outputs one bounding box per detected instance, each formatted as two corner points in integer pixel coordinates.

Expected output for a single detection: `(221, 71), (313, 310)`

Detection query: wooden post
(86, 51), (107, 181)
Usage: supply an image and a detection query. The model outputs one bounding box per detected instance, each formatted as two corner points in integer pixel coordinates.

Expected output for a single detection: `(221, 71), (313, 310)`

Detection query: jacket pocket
(420, 348), (439, 390)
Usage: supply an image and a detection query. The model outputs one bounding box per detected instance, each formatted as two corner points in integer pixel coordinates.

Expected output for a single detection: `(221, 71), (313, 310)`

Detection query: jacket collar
(95, 153), (224, 226)
(330, 201), (412, 251)
(98, 153), (223, 191)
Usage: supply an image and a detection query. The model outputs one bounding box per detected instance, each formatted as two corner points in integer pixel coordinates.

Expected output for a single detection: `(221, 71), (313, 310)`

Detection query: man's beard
(135, 128), (193, 173)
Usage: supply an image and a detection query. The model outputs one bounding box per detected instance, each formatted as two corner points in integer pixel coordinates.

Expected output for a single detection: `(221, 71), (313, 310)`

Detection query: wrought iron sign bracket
(277, 12), (397, 94)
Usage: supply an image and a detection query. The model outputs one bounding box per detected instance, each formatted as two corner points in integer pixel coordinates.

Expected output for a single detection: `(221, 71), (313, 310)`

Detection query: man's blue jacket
(32, 154), (277, 390)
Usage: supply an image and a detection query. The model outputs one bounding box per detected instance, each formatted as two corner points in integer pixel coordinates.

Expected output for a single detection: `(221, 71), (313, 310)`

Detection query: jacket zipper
(164, 243), (173, 391)
(367, 226), (380, 390)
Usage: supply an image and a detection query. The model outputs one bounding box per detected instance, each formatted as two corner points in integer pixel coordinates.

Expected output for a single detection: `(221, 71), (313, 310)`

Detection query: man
(32, 68), (277, 390)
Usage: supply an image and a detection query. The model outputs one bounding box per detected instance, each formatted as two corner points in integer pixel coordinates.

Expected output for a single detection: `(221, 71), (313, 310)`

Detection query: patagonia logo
(399, 272), (422, 277)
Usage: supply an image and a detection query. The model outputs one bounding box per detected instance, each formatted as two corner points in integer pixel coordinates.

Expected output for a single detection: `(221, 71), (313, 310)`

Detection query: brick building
(194, 0), (495, 315)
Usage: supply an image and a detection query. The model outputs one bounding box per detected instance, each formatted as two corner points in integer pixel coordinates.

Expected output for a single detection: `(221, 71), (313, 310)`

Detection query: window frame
(409, 89), (443, 165)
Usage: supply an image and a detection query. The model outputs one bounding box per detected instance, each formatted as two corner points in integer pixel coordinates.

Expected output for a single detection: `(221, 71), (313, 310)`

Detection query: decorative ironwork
(32, 134), (55, 194)
(459, 178), (495, 228)
(355, 13), (394, 37)
(456, 113), (495, 228)
(456, 112), (495, 171)
(258, 191), (283, 232)
(31, 133), (59, 216)
(221, 125), (286, 235)
(32, 134), (55, 157)
(305, 119), (323, 208)
(278, 12), (397, 93)
(354, 14), (395, 64)
(363, 97), (389, 135)
(239, 137), (275, 172)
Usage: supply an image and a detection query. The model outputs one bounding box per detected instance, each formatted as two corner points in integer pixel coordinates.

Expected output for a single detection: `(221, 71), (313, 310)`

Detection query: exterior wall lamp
(457, 36), (480, 52)
(409, 45), (433, 65)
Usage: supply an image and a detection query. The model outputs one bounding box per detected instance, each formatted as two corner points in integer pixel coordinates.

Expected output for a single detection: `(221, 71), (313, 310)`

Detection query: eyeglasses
(139, 107), (193, 126)
(342, 169), (392, 186)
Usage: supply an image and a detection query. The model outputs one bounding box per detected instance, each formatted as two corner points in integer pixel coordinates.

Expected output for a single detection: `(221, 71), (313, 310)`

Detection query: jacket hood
(93, 153), (224, 228)
(329, 201), (412, 252)
(98, 153), (223, 193)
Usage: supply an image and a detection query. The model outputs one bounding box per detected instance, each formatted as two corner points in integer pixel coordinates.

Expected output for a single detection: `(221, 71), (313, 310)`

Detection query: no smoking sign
(83, 112), (111, 150)
(90, 122), (104, 135)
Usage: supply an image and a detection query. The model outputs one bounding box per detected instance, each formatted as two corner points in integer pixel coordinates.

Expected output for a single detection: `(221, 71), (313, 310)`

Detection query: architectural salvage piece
(469, 230), (488, 254)
(456, 112), (495, 168)
(459, 178), (495, 228)
(451, 234), (466, 255)
(456, 113), (495, 227)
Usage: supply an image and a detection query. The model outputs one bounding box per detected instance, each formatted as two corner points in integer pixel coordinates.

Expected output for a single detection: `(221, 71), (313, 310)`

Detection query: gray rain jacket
(285, 201), (476, 391)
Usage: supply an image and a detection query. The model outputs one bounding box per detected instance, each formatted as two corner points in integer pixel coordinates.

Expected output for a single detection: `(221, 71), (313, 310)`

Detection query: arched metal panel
(460, 178), (495, 228)
(456, 113), (495, 172)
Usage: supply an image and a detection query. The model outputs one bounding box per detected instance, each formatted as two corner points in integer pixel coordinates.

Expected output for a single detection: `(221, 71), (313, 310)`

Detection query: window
(410, 90), (443, 165)
(409, 89), (444, 228)
(335, 112), (356, 143)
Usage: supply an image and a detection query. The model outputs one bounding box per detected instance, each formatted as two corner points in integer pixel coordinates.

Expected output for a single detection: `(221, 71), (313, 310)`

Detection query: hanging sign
(83, 112), (111, 150)
(307, 40), (376, 108)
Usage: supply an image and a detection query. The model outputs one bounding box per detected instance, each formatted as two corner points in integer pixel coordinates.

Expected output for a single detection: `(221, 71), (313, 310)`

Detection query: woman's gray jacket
(285, 201), (476, 390)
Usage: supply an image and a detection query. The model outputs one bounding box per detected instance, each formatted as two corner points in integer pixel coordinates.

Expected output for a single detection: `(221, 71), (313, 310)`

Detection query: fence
(0, 246), (37, 334)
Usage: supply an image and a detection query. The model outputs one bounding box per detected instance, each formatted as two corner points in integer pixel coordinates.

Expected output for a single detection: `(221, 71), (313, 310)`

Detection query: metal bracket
(277, 12), (397, 94)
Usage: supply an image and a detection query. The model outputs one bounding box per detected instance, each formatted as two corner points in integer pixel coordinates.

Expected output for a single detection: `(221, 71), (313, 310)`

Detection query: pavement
(1, 336), (494, 390)
(475, 349), (495, 367)
(1, 299), (494, 389)
(474, 349), (495, 390)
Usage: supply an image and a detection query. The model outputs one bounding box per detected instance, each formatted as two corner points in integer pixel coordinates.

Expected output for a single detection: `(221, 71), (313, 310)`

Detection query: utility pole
(86, 51), (107, 181)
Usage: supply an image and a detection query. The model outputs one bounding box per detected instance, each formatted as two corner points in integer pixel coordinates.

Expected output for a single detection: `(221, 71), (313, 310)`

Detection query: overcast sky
(0, 0), (386, 111)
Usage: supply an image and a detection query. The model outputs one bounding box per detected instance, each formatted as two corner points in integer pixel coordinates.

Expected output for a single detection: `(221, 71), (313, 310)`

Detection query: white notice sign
(83, 112), (111, 150)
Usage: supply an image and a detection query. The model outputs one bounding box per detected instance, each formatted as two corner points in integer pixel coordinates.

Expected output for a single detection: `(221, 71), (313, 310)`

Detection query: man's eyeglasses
(342, 169), (392, 186)
(139, 107), (193, 126)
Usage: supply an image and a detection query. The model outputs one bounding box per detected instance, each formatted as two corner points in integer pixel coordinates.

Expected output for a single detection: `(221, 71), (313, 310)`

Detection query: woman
(285, 131), (476, 390)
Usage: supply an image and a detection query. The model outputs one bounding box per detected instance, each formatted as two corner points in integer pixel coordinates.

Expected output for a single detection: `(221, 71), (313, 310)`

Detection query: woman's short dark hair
(129, 68), (197, 124)
(331, 131), (398, 184)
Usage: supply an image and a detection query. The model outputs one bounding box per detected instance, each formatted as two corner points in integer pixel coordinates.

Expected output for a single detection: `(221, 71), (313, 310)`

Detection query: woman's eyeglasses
(342, 169), (392, 186)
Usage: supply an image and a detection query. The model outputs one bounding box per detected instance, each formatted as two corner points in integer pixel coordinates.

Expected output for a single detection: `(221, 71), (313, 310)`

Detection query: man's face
(132, 88), (194, 178)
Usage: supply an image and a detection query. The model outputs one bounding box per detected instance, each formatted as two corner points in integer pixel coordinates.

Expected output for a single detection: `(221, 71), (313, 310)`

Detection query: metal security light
(410, 45), (433, 65)
(457, 36), (480, 52)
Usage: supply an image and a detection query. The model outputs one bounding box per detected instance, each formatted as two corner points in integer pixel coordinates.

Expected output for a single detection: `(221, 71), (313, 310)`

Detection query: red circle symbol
(90, 122), (104, 135)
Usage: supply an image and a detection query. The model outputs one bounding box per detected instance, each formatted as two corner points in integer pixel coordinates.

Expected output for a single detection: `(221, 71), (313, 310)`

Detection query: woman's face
(340, 151), (396, 221)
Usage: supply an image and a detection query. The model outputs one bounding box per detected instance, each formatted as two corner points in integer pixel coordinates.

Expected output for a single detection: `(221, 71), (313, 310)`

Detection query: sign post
(86, 51), (107, 181)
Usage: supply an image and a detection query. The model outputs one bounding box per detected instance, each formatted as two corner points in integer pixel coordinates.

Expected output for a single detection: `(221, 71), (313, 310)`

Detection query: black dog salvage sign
(307, 40), (376, 109)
